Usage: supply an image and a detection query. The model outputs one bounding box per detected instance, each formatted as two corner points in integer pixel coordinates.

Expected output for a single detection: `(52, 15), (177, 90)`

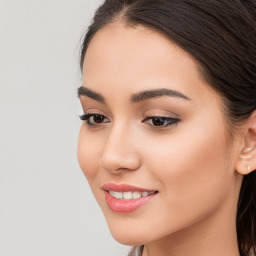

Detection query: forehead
(83, 22), (197, 76)
(82, 22), (218, 104)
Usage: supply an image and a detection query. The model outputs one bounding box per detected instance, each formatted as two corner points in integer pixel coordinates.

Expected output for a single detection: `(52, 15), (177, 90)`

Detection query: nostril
(99, 132), (141, 172)
(99, 151), (141, 173)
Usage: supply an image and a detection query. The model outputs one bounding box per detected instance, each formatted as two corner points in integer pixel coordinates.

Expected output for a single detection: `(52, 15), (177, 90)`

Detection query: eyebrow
(77, 86), (191, 103)
(77, 86), (105, 103)
(130, 88), (191, 103)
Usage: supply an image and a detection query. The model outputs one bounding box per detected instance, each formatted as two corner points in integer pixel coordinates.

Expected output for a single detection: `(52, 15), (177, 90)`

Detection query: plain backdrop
(0, 0), (130, 255)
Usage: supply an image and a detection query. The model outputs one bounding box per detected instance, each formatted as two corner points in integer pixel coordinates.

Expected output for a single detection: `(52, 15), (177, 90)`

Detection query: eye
(143, 116), (180, 127)
(79, 113), (110, 126)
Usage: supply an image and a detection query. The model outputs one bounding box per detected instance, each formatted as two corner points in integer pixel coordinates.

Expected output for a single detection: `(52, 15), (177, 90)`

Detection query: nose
(99, 126), (141, 173)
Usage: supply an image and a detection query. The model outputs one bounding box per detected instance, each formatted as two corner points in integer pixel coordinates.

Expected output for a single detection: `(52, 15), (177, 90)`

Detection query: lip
(102, 183), (158, 213)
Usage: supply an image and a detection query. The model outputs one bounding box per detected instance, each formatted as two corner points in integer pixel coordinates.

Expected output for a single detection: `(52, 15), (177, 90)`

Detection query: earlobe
(236, 147), (256, 175)
(235, 112), (256, 175)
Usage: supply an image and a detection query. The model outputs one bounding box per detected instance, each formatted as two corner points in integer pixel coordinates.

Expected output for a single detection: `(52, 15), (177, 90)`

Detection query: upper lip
(102, 183), (158, 192)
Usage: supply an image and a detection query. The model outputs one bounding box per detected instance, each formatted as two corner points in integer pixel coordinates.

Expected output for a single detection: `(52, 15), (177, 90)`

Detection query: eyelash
(79, 113), (110, 126)
(143, 115), (180, 127)
(79, 114), (180, 128)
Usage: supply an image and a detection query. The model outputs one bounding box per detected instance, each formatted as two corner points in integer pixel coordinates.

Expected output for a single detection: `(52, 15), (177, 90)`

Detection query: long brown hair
(79, 1), (256, 255)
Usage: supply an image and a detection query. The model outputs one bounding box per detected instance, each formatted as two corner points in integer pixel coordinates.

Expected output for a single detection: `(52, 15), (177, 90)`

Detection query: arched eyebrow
(77, 86), (191, 103)
(78, 86), (105, 103)
(130, 88), (191, 102)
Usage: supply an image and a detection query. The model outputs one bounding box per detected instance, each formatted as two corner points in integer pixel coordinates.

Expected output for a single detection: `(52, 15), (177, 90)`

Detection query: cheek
(142, 122), (232, 217)
(77, 127), (110, 212)
(77, 127), (101, 182)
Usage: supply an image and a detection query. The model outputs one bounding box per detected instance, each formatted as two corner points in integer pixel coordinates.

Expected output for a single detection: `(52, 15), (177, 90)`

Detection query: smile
(102, 183), (158, 213)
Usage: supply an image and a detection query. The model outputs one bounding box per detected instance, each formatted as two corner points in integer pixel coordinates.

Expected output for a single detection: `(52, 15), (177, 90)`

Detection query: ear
(235, 111), (256, 175)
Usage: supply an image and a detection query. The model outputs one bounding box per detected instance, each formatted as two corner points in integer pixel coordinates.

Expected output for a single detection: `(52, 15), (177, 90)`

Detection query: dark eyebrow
(131, 88), (191, 103)
(77, 86), (105, 103)
(78, 86), (190, 104)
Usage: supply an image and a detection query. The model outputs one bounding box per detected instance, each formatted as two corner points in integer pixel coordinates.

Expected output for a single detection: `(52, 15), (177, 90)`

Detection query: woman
(77, 1), (256, 256)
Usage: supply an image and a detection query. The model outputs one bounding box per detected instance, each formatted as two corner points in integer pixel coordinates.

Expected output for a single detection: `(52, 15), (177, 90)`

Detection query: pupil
(94, 115), (104, 123)
(152, 117), (164, 126)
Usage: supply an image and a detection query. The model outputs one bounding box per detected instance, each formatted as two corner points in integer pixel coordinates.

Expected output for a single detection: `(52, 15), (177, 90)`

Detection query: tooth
(123, 191), (133, 200)
(109, 191), (115, 197)
(109, 190), (155, 200)
(142, 192), (149, 197)
(109, 191), (122, 199)
(133, 191), (142, 199)
(114, 191), (123, 199)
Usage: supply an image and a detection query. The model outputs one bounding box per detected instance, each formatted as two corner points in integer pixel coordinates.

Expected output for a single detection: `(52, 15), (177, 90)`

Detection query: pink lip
(102, 183), (158, 213)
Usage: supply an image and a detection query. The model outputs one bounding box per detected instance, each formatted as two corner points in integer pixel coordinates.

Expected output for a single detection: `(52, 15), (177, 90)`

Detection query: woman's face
(78, 22), (242, 245)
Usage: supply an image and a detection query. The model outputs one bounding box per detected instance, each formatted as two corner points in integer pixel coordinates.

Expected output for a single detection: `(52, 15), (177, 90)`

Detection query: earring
(248, 166), (251, 172)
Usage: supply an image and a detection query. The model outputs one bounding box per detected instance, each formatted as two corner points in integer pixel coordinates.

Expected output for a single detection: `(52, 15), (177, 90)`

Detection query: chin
(110, 229), (147, 246)
(105, 218), (161, 246)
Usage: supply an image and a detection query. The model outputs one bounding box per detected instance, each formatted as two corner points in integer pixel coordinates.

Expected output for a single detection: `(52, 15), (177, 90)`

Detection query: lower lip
(104, 191), (157, 213)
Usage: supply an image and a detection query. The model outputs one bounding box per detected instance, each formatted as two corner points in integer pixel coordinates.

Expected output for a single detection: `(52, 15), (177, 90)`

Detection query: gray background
(0, 0), (130, 255)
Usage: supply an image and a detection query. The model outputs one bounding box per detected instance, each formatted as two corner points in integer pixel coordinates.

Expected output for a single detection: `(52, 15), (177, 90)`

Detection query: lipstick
(102, 183), (158, 213)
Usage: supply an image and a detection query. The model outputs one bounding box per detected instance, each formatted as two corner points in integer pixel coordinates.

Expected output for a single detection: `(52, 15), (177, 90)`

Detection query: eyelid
(143, 109), (180, 118)
(141, 106), (181, 128)
(80, 107), (109, 118)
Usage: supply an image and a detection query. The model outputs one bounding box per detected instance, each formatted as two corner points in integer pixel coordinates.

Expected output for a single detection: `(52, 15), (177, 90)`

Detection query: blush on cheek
(142, 119), (230, 208)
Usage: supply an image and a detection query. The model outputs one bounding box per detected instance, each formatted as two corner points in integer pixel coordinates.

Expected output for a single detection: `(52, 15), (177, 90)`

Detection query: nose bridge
(100, 121), (140, 172)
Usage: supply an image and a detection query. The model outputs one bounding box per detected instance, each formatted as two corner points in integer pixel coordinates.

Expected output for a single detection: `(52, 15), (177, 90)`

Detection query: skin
(77, 22), (256, 256)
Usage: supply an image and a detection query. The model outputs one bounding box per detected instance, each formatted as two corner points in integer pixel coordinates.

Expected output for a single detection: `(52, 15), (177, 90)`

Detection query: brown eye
(93, 114), (105, 123)
(143, 116), (180, 128)
(79, 113), (110, 126)
(151, 117), (166, 126)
